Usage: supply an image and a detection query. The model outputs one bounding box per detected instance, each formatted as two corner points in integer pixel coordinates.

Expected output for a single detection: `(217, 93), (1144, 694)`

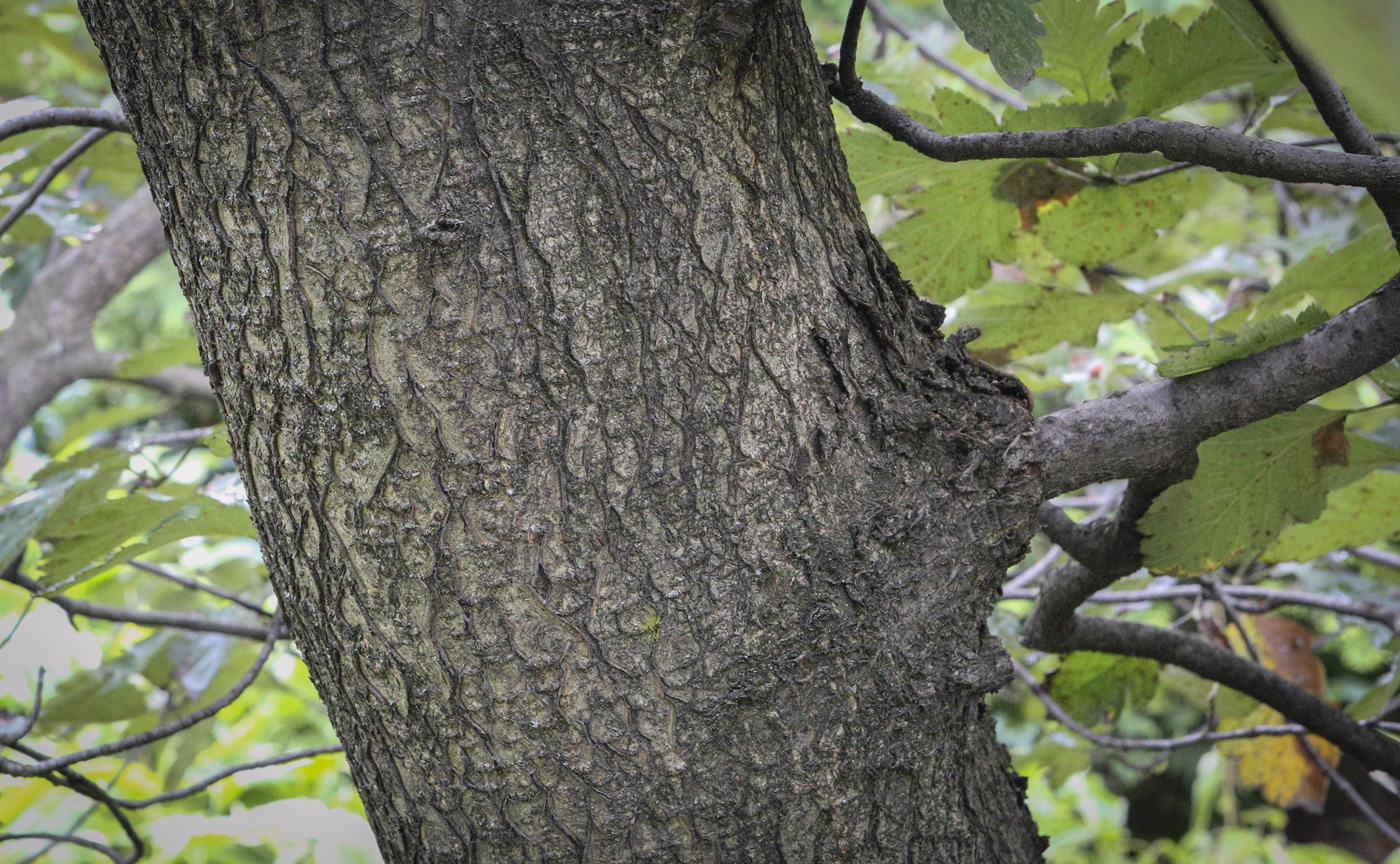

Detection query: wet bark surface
(80, 1), (1045, 860)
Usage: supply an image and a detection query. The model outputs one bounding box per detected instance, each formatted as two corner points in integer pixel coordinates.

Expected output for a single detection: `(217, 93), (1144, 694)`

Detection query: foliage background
(2, 0), (1399, 861)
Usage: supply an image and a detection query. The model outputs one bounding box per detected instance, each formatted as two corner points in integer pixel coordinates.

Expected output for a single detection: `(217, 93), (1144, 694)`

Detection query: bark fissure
(80, 1), (1045, 861)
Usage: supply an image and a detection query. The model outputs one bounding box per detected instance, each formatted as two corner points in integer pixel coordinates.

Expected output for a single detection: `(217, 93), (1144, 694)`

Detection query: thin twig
(1298, 734), (1400, 845)
(830, 74), (1400, 192)
(127, 560), (272, 617)
(1004, 584), (1400, 632)
(107, 744), (343, 809)
(0, 128), (110, 241)
(0, 613), (282, 777)
(4, 741), (144, 863)
(1014, 660), (1326, 751)
(1, 568), (283, 640)
(0, 832), (126, 863)
(1355, 546), (1400, 572)
(0, 667), (45, 746)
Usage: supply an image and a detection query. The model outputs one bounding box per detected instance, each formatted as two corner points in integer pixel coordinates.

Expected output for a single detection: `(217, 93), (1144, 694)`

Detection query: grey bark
(78, 1), (1044, 861)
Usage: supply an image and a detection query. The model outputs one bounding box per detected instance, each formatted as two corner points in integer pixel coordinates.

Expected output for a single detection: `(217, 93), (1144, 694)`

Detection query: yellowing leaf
(1037, 169), (1190, 266)
(1218, 615), (1338, 812)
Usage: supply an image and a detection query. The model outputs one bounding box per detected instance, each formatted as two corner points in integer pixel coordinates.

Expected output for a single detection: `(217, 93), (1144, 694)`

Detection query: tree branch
(837, 0), (868, 97)
(1247, 0), (1378, 158)
(1019, 273), (1400, 495)
(107, 744), (342, 809)
(1021, 562), (1400, 777)
(1005, 583), (1400, 631)
(0, 187), (173, 455)
(2, 742), (144, 864)
(1014, 660), (1331, 751)
(828, 72), (1400, 192)
(1244, 0), (1400, 241)
(0, 108), (130, 142)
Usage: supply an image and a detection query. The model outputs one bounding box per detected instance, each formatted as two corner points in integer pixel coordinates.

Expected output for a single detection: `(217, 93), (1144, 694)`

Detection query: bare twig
(1244, 0), (1400, 241)
(0, 667), (45, 746)
(1, 568), (284, 641)
(1022, 561), (1400, 777)
(1014, 660), (1317, 751)
(1298, 734), (1400, 846)
(0, 614), (282, 777)
(1355, 546), (1400, 572)
(107, 744), (343, 809)
(2, 742), (144, 864)
(127, 560), (271, 617)
(0, 128), (110, 240)
(0, 832), (127, 863)
(1002, 583), (1400, 631)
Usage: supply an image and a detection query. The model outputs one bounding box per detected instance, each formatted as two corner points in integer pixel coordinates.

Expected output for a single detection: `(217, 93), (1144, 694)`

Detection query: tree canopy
(3, 0), (1400, 861)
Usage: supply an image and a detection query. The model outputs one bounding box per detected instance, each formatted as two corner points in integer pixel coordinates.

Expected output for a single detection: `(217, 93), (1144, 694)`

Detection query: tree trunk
(78, 1), (1045, 860)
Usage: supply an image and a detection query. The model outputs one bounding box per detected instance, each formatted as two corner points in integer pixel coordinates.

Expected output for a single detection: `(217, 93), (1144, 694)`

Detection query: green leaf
(1211, 0), (1286, 61)
(1035, 0), (1138, 101)
(840, 129), (941, 197)
(1347, 639), (1400, 720)
(38, 672), (150, 727)
(1141, 406), (1370, 574)
(945, 0), (1046, 89)
(114, 336), (203, 379)
(28, 449), (134, 556)
(1259, 226), (1397, 319)
(1269, 0), (1400, 133)
(1000, 99), (1129, 134)
(39, 490), (257, 589)
(1264, 470), (1400, 562)
(0, 467), (90, 570)
(1156, 305), (1328, 378)
(52, 401), (168, 456)
(957, 278), (1147, 357)
(1371, 360), (1400, 399)
(1110, 9), (1293, 117)
(840, 92), (998, 199)
(1049, 651), (1158, 724)
(39, 490), (194, 586)
(1037, 169), (1190, 266)
(206, 426), (234, 458)
(881, 162), (1019, 303)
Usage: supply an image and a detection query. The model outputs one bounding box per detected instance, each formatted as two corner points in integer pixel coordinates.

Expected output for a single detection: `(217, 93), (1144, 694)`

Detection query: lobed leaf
(945, 0), (1046, 89)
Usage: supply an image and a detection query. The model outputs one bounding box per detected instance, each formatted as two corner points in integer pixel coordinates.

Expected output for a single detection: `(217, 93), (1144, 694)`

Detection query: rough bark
(78, 1), (1043, 861)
